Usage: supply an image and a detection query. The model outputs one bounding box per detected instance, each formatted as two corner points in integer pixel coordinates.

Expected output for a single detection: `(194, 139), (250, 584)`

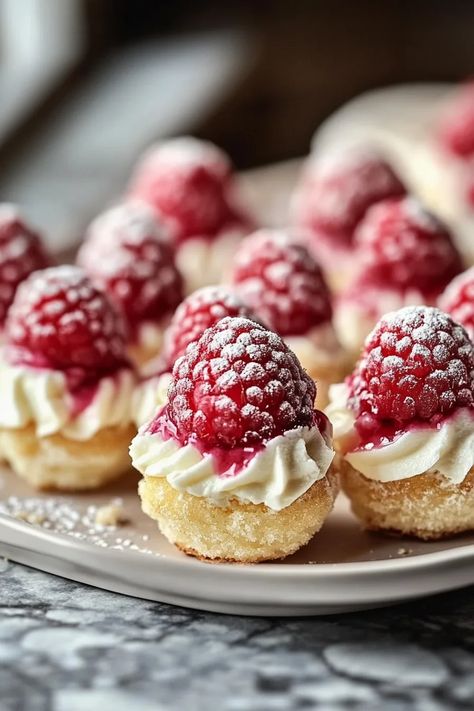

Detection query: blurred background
(0, 0), (473, 247)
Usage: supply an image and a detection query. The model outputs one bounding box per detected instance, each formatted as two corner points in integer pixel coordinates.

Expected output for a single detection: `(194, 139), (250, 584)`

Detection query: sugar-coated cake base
(341, 459), (474, 540)
(1, 424), (136, 491)
(306, 358), (351, 410)
(139, 469), (339, 563)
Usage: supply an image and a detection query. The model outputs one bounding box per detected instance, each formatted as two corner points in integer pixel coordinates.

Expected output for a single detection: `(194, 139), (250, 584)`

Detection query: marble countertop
(1, 560), (473, 710)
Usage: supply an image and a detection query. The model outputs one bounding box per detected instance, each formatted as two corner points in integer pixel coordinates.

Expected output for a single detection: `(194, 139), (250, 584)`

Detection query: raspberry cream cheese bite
(130, 317), (337, 562)
(290, 148), (406, 290)
(78, 202), (183, 370)
(0, 203), (52, 339)
(439, 267), (474, 341)
(128, 137), (252, 292)
(229, 229), (349, 408)
(335, 196), (464, 358)
(327, 306), (474, 540)
(0, 266), (137, 490)
(132, 286), (261, 427)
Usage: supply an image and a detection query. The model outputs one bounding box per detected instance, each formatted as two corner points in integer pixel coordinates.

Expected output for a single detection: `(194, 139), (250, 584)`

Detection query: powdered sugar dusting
(134, 136), (230, 176)
(439, 266), (474, 342)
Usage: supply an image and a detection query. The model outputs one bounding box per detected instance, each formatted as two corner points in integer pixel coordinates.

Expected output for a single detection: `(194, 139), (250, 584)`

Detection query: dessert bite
(327, 306), (474, 539)
(132, 285), (257, 427)
(0, 203), (52, 338)
(77, 202), (183, 370)
(128, 137), (252, 292)
(130, 316), (337, 562)
(439, 267), (474, 341)
(0, 266), (137, 490)
(229, 229), (349, 408)
(290, 148), (406, 290)
(335, 196), (464, 357)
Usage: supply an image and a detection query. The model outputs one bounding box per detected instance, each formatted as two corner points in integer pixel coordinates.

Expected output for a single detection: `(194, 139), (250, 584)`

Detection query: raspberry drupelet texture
(439, 267), (474, 342)
(293, 150), (406, 247)
(163, 286), (259, 367)
(0, 204), (52, 327)
(230, 230), (332, 336)
(78, 203), (183, 335)
(165, 316), (317, 448)
(128, 138), (238, 244)
(348, 306), (474, 437)
(6, 266), (127, 373)
(354, 197), (463, 295)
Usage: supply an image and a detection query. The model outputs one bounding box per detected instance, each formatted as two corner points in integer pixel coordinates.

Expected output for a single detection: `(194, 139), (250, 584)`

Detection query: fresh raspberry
(0, 204), (51, 327)
(230, 230), (332, 336)
(439, 267), (474, 342)
(164, 316), (316, 448)
(354, 197), (463, 296)
(6, 266), (127, 373)
(438, 81), (474, 159)
(128, 137), (238, 243)
(78, 203), (183, 335)
(348, 306), (474, 435)
(163, 286), (258, 367)
(292, 150), (406, 247)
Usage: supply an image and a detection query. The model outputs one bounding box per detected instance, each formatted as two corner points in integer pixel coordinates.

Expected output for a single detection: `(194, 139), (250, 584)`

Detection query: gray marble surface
(1, 560), (473, 710)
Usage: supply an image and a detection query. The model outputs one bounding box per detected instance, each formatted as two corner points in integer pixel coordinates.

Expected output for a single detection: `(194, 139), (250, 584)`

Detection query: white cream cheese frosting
(132, 372), (172, 428)
(0, 360), (136, 440)
(326, 383), (474, 484)
(130, 425), (335, 511)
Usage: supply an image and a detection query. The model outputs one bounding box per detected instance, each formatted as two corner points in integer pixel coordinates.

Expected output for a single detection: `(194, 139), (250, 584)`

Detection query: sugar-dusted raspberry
(438, 81), (474, 159)
(292, 149), (406, 247)
(128, 137), (238, 243)
(0, 204), (51, 327)
(348, 306), (474, 433)
(165, 316), (316, 448)
(354, 197), (463, 296)
(439, 267), (474, 342)
(6, 266), (127, 373)
(78, 202), (183, 334)
(163, 286), (258, 367)
(230, 229), (332, 336)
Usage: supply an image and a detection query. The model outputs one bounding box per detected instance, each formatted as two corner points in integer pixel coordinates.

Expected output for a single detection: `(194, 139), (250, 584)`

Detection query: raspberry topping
(6, 266), (128, 374)
(164, 316), (316, 448)
(354, 197), (463, 296)
(230, 230), (332, 336)
(128, 137), (239, 243)
(348, 306), (474, 438)
(0, 204), (51, 327)
(78, 203), (183, 335)
(163, 286), (258, 367)
(438, 81), (474, 159)
(292, 150), (406, 247)
(439, 267), (474, 342)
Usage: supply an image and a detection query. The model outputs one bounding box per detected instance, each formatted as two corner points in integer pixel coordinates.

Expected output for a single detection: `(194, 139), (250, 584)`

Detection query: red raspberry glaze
(163, 286), (258, 367)
(438, 81), (474, 160)
(6, 266), (128, 376)
(348, 306), (474, 441)
(78, 203), (183, 338)
(128, 138), (244, 244)
(293, 150), (406, 248)
(0, 205), (51, 327)
(439, 267), (474, 342)
(164, 316), (316, 448)
(230, 230), (332, 336)
(354, 197), (463, 297)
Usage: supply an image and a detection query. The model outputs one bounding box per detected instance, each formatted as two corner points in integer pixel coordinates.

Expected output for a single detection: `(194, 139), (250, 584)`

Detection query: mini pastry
(335, 196), (464, 358)
(229, 229), (349, 408)
(77, 201), (183, 370)
(439, 267), (474, 341)
(290, 148), (406, 290)
(132, 285), (260, 427)
(128, 137), (252, 292)
(0, 266), (136, 490)
(0, 203), (52, 338)
(130, 316), (337, 562)
(327, 306), (474, 539)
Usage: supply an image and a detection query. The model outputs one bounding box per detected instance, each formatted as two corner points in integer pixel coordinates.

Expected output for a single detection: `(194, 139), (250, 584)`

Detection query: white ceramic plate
(2, 469), (474, 616)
